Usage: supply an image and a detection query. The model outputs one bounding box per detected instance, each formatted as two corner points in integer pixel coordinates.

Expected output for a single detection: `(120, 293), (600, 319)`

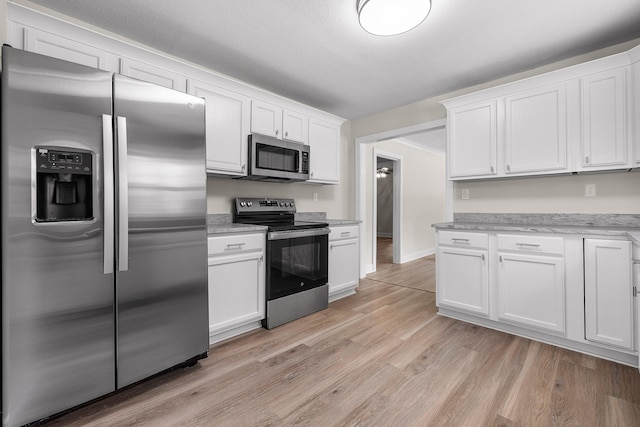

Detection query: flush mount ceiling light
(357, 0), (432, 36)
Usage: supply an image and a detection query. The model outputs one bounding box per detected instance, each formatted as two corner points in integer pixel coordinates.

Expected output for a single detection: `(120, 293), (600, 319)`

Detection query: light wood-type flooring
(49, 239), (640, 426)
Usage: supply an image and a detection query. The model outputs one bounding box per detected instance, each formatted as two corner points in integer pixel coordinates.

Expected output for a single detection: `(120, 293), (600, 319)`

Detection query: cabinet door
(120, 58), (187, 92)
(308, 118), (341, 184)
(437, 247), (489, 316)
(328, 238), (359, 296)
(580, 68), (628, 170)
(504, 84), (568, 174)
(584, 239), (633, 350)
(634, 62), (640, 167)
(498, 253), (565, 333)
(447, 100), (497, 179)
(24, 27), (117, 71)
(251, 100), (282, 138)
(283, 109), (309, 143)
(208, 251), (265, 337)
(188, 80), (249, 176)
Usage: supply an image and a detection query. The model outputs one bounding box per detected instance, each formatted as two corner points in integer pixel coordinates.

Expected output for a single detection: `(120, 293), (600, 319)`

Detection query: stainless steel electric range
(233, 198), (329, 329)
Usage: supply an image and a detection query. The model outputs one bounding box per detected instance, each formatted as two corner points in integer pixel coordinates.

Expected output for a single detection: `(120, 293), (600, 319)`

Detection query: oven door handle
(268, 228), (330, 241)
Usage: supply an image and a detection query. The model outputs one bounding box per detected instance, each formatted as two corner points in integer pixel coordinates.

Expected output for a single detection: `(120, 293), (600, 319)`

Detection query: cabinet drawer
(438, 231), (488, 248)
(208, 233), (264, 255)
(329, 225), (359, 241)
(497, 234), (564, 255)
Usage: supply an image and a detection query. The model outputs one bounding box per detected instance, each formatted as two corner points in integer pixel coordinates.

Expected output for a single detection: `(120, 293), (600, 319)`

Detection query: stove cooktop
(233, 197), (328, 231)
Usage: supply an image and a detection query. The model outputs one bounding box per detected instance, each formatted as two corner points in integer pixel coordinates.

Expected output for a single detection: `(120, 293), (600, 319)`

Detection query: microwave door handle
(103, 114), (114, 275)
(117, 116), (129, 272)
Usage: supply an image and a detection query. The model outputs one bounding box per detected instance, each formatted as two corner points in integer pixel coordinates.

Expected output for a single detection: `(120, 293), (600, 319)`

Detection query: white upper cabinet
(634, 60), (640, 166)
(442, 46), (640, 180)
(250, 100), (309, 143)
(308, 118), (341, 184)
(250, 100), (283, 138)
(579, 68), (629, 170)
(447, 100), (498, 179)
(120, 58), (187, 92)
(504, 84), (569, 175)
(282, 109), (309, 143)
(23, 27), (118, 71)
(188, 80), (250, 176)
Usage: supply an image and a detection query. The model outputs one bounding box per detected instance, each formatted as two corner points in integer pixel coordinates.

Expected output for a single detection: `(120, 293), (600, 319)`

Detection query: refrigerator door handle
(117, 116), (129, 272)
(103, 114), (115, 275)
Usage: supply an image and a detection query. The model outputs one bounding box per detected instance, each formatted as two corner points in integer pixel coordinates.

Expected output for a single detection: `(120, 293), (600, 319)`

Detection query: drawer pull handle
(340, 232), (351, 237)
(452, 238), (470, 244)
(516, 243), (540, 248)
(226, 243), (246, 250)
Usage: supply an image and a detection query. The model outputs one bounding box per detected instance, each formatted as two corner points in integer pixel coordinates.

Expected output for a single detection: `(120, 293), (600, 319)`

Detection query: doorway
(355, 119), (451, 277)
(373, 150), (401, 272)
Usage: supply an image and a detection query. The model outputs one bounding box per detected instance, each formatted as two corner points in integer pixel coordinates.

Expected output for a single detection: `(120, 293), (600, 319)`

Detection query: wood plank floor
(49, 246), (640, 426)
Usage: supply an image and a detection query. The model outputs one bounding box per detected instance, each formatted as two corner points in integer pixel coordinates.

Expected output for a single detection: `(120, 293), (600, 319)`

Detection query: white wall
(453, 171), (640, 214)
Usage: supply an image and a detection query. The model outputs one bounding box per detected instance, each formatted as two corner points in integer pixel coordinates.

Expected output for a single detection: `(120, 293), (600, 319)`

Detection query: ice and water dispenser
(35, 147), (93, 222)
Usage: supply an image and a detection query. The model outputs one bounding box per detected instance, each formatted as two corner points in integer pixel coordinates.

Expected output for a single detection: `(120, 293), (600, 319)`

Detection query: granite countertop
(324, 219), (361, 226)
(433, 213), (640, 244)
(206, 214), (267, 235)
(206, 212), (360, 235)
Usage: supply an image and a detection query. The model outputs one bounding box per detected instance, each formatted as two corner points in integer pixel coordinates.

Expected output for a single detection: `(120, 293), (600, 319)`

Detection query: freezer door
(1, 47), (115, 427)
(113, 74), (208, 388)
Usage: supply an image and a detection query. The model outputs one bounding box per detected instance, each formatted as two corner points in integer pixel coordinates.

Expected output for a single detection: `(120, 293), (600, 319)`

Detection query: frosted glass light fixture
(357, 0), (431, 36)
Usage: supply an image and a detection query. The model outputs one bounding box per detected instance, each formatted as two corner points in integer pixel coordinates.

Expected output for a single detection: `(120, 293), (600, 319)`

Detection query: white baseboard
(376, 232), (393, 238)
(400, 247), (435, 263)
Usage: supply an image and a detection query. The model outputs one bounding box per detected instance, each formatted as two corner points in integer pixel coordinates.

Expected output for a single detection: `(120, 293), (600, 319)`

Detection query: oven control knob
(288, 202), (294, 207)
(247, 201), (253, 207)
(240, 201), (246, 207)
(280, 202), (285, 207)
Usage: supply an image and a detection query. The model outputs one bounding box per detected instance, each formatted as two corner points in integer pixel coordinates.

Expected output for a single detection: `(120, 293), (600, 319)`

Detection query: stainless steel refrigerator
(1, 46), (209, 427)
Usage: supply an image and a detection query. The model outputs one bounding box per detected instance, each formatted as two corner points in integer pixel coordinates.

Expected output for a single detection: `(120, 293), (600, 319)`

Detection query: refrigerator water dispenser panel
(35, 147), (93, 222)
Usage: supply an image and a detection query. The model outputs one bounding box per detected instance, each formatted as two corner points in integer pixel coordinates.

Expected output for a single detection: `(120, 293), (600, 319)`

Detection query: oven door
(267, 228), (329, 300)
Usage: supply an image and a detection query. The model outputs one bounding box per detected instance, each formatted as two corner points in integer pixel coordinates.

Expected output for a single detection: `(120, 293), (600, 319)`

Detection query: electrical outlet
(313, 192), (318, 201)
(584, 184), (596, 197)
(461, 188), (470, 200)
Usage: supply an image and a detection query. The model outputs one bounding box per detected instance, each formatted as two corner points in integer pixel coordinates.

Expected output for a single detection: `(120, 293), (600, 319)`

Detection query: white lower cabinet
(436, 231), (489, 316)
(328, 225), (359, 301)
(497, 252), (565, 334)
(584, 239), (634, 350)
(207, 232), (265, 344)
(436, 229), (639, 366)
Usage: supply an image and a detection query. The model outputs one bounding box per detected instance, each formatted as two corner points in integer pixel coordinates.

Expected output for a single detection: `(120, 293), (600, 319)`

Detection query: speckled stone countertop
(296, 212), (361, 226)
(207, 212), (360, 235)
(433, 213), (640, 244)
(207, 214), (266, 235)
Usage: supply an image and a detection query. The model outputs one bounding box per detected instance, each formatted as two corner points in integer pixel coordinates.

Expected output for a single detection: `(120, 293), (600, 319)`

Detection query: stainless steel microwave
(241, 133), (310, 182)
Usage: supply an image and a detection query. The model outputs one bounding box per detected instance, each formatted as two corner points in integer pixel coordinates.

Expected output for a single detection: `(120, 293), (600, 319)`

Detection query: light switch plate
(461, 188), (470, 200)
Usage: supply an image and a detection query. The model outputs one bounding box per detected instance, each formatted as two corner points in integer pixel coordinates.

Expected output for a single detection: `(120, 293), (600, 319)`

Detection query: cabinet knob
(242, 164), (246, 172)
(585, 156), (590, 164)
(275, 129), (279, 136)
(285, 131), (289, 138)
(506, 164), (511, 172)
(490, 166), (494, 173)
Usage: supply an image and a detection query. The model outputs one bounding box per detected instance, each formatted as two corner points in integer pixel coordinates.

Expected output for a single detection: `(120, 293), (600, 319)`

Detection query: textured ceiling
(25, 0), (640, 120)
